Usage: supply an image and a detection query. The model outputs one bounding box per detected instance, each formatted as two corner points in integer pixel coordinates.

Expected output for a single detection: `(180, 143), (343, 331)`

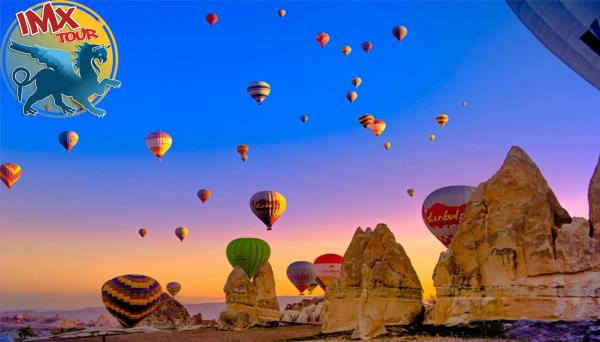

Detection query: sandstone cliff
(428, 147), (600, 325)
(137, 293), (193, 328)
(321, 224), (423, 339)
(218, 261), (280, 330)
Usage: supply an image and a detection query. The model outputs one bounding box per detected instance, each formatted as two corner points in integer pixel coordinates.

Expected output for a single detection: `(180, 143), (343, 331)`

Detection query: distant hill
(0, 296), (318, 322)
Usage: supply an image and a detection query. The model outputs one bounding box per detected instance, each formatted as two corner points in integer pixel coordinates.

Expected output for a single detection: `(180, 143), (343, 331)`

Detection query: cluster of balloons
(137, 226), (189, 242)
(286, 253), (344, 295)
(358, 113), (386, 137)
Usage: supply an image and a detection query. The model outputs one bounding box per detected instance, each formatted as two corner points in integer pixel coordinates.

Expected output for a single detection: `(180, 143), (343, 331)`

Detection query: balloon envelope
(250, 191), (287, 230)
(286, 261), (317, 295)
(58, 131), (79, 152)
(101, 275), (162, 327)
(341, 45), (352, 56)
(346, 91), (357, 103)
(352, 77), (362, 88)
(358, 114), (374, 129)
(278, 9), (286, 17)
(301, 115), (308, 123)
(145, 132), (172, 160)
(407, 188), (416, 197)
(370, 119), (386, 136)
(422, 185), (476, 247)
(166, 282), (181, 297)
(316, 32), (330, 47)
(507, 1), (600, 90)
(206, 13), (218, 26)
(1, 163), (22, 189)
(435, 114), (448, 126)
(175, 227), (188, 241)
(247, 81), (271, 105)
(428, 134), (436, 141)
(361, 41), (373, 53)
(226, 238), (271, 279)
(313, 254), (343, 290)
(384, 142), (391, 150)
(138, 228), (148, 238)
(197, 189), (211, 203)
(392, 25), (408, 41)
(236, 144), (249, 155)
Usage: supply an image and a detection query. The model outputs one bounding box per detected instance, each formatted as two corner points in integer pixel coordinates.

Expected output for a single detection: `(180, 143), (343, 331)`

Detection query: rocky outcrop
(590, 156), (600, 232)
(428, 147), (600, 325)
(218, 261), (280, 330)
(94, 314), (115, 328)
(281, 297), (325, 323)
(321, 224), (423, 339)
(137, 293), (193, 328)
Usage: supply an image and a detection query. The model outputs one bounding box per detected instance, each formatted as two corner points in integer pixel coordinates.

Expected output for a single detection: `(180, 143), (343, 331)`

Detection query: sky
(0, 1), (599, 311)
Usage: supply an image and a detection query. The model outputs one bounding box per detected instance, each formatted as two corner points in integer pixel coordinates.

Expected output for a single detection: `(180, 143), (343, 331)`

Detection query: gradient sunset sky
(1, 1), (599, 311)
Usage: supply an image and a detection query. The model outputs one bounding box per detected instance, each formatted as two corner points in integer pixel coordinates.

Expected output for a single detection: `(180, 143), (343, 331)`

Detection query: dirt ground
(36, 325), (522, 342)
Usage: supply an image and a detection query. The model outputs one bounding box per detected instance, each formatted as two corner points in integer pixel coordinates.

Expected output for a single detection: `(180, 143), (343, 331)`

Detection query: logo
(1, 1), (120, 118)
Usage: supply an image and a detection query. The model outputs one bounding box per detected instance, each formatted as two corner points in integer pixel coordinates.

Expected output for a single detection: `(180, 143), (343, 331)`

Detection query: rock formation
(321, 224), (423, 339)
(590, 156), (600, 232)
(428, 147), (600, 325)
(137, 293), (193, 328)
(218, 261), (280, 330)
(281, 297), (325, 323)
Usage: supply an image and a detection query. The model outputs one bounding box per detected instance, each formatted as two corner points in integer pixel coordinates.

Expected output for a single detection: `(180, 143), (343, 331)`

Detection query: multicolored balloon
(369, 119), (386, 136)
(422, 185), (476, 247)
(278, 9), (286, 17)
(358, 114), (374, 128)
(138, 228), (148, 238)
(392, 25), (408, 41)
(346, 91), (358, 103)
(341, 45), (352, 56)
(286, 261), (317, 295)
(145, 132), (172, 160)
(247, 81), (271, 105)
(1, 163), (22, 190)
(316, 32), (330, 47)
(101, 275), (162, 328)
(226, 238), (271, 279)
(300, 115), (308, 123)
(250, 191), (287, 230)
(206, 13), (218, 26)
(58, 130), (79, 152)
(197, 189), (211, 204)
(428, 134), (436, 141)
(175, 227), (188, 242)
(166, 282), (181, 297)
(352, 77), (362, 88)
(313, 254), (343, 290)
(436, 114), (448, 126)
(361, 41), (373, 53)
(384, 141), (391, 150)
(407, 188), (416, 197)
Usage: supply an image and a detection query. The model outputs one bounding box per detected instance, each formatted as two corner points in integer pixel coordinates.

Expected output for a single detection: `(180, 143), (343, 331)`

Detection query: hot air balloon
(1, 163), (22, 190)
(407, 188), (416, 197)
(361, 41), (373, 53)
(384, 142), (391, 150)
(206, 13), (218, 26)
(58, 130), (79, 152)
(352, 77), (362, 88)
(166, 282), (181, 297)
(241, 155), (249, 162)
(358, 114), (374, 129)
(392, 25), (408, 41)
(237, 144), (249, 161)
(226, 238), (271, 279)
(428, 134), (436, 141)
(145, 132), (172, 160)
(507, 1), (600, 90)
(138, 228), (148, 238)
(286, 261), (317, 295)
(422, 185), (476, 247)
(346, 91), (358, 103)
(250, 191), (287, 230)
(101, 275), (162, 328)
(247, 81), (271, 105)
(278, 9), (286, 17)
(316, 32), (330, 47)
(313, 254), (343, 290)
(175, 227), (188, 242)
(197, 189), (211, 204)
(307, 282), (318, 295)
(341, 45), (352, 56)
(435, 114), (448, 127)
(369, 119), (386, 136)
(301, 115), (308, 123)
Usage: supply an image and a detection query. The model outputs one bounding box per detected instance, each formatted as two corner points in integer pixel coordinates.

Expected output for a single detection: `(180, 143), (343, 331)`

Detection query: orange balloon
(278, 9), (286, 17)
(1, 163), (22, 190)
(197, 189), (212, 204)
(236, 144), (249, 155)
(369, 119), (386, 136)
(206, 13), (218, 26)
